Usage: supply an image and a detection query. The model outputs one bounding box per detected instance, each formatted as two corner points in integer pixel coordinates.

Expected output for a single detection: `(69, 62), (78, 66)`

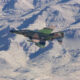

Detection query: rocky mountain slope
(0, 0), (80, 80)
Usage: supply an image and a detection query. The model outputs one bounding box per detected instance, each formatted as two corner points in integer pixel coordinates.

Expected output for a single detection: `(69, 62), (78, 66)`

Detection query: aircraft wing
(39, 28), (53, 34)
(35, 41), (46, 48)
(39, 26), (56, 34)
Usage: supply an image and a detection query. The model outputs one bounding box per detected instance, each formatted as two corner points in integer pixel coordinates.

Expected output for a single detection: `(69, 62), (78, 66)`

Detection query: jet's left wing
(35, 41), (46, 48)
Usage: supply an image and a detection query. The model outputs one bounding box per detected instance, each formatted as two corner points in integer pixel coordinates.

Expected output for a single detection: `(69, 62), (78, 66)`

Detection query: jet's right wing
(38, 26), (56, 34)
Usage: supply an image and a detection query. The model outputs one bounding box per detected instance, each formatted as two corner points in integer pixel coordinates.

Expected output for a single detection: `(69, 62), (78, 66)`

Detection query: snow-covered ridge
(0, 0), (80, 80)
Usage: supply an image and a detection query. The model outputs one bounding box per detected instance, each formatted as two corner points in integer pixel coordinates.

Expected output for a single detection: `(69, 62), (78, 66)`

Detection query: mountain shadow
(29, 42), (53, 59)
(0, 26), (15, 51)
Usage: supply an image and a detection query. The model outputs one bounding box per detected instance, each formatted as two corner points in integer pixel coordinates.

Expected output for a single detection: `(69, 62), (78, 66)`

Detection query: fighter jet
(10, 27), (64, 48)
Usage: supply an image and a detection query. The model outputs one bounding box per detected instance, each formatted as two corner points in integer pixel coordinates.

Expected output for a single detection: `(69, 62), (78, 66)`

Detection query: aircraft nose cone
(10, 30), (15, 33)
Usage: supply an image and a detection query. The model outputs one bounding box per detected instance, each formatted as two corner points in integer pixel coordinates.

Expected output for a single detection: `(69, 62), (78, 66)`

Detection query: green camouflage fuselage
(10, 29), (64, 41)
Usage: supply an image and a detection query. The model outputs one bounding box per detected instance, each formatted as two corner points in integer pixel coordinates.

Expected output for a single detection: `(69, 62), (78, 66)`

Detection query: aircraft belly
(32, 39), (40, 43)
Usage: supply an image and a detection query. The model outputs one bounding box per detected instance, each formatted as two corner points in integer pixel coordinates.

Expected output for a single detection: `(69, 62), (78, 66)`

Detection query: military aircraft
(10, 27), (64, 48)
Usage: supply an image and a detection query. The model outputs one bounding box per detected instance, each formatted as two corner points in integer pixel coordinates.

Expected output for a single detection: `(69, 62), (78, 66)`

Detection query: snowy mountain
(0, 0), (80, 80)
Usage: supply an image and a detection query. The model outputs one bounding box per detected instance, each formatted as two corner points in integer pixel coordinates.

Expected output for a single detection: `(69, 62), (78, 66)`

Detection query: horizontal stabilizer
(57, 38), (63, 44)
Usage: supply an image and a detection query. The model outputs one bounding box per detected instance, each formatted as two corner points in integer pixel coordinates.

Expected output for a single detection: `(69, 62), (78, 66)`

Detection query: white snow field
(0, 0), (80, 80)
